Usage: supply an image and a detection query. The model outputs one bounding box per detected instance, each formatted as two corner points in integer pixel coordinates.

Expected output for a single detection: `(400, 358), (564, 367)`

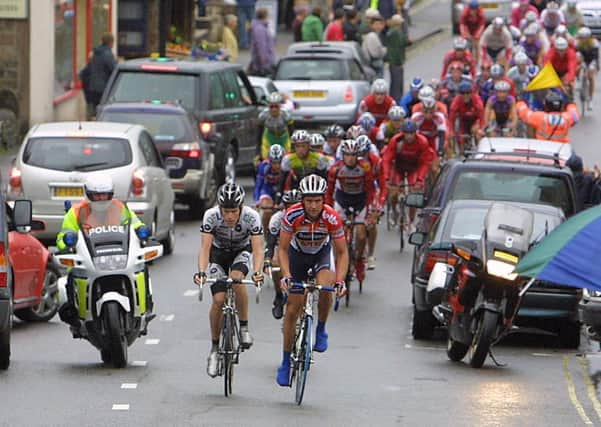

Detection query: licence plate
(54, 186), (84, 198)
(293, 90), (326, 98)
(481, 3), (498, 8)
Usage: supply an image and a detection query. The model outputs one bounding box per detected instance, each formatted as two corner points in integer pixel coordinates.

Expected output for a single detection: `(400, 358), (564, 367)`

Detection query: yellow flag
(526, 63), (563, 92)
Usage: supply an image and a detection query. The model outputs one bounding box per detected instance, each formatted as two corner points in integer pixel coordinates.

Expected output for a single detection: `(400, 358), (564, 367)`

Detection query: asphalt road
(2, 1), (601, 426)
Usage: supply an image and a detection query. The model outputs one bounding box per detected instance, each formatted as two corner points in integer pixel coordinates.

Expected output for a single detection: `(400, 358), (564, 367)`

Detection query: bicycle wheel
(580, 71), (588, 117)
(399, 197), (406, 253)
(222, 312), (234, 397)
(386, 199), (391, 231)
(295, 315), (312, 405)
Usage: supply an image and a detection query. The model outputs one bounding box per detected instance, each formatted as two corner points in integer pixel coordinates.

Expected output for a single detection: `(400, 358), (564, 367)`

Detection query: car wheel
(0, 108), (17, 150)
(160, 210), (175, 255)
(14, 263), (60, 322)
(558, 320), (581, 349)
(412, 306), (435, 340)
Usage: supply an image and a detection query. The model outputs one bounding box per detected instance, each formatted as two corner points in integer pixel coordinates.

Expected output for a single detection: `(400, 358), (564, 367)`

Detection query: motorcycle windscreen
(484, 203), (534, 255)
(79, 203), (131, 257)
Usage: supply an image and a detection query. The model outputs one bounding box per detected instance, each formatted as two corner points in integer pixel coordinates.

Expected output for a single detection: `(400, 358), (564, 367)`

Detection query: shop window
(54, 0), (76, 97)
(91, 0), (111, 48)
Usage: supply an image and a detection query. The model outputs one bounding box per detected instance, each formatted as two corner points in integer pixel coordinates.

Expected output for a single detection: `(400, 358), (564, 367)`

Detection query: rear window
(107, 71), (197, 110)
(449, 170), (574, 215)
(23, 137), (132, 172)
(98, 111), (194, 143)
(275, 58), (347, 80)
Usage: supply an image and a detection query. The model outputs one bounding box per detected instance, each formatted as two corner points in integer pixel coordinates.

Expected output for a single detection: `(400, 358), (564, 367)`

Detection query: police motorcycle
(430, 203), (534, 368)
(55, 215), (162, 368)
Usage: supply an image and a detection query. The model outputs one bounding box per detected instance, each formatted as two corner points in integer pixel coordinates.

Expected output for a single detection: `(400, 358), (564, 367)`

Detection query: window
(54, 0), (76, 97)
(222, 71), (243, 107)
(275, 58), (346, 80)
(91, 0), (111, 49)
(138, 132), (161, 167)
(209, 74), (225, 109)
(98, 111), (194, 143)
(349, 60), (364, 81)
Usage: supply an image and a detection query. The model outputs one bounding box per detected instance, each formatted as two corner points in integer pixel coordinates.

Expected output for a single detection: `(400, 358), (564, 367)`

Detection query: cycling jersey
(480, 25), (513, 52)
(519, 39), (543, 64)
(511, 4), (538, 28)
(411, 111), (447, 142)
(412, 100), (449, 116)
(357, 94), (397, 125)
(449, 94), (485, 133)
(254, 160), (286, 203)
(281, 152), (331, 190)
(481, 77), (517, 99)
(376, 120), (403, 146)
(544, 47), (577, 82)
(382, 132), (433, 184)
(258, 108), (292, 135)
(561, 7), (583, 35)
(265, 210), (285, 259)
(201, 206), (263, 251)
(281, 203), (345, 255)
(475, 74), (492, 103)
(441, 76), (473, 106)
(459, 7), (486, 39)
(400, 92), (420, 116)
(326, 159), (375, 210)
(577, 39), (600, 66)
(487, 94), (516, 126)
(540, 9), (565, 33)
(507, 66), (531, 98)
(441, 50), (477, 79)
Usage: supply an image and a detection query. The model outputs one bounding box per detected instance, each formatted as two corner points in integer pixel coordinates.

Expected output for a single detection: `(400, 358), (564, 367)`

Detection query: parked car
(97, 101), (217, 217)
(99, 57), (260, 184)
(580, 289), (601, 341)
(6, 122), (175, 253)
(273, 46), (372, 128)
(248, 75), (279, 102)
(409, 199), (571, 342)
(452, 0), (514, 34)
(580, 0), (601, 38)
(1, 199), (60, 370)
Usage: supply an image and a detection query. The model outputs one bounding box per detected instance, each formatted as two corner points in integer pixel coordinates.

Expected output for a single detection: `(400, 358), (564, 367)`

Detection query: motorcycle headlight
(486, 260), (518, 281)
(93, 255), (128, 271)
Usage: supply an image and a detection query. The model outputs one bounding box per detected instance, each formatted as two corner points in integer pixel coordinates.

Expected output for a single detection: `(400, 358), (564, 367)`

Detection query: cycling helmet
(357, 112), (376, 131)
(554, 37), (568, 50)
(402, 120), (417, 133)
(388, 105), (406, 121)
(577, 27), (592, 39)
(340, 139), (360, 155)
(547, 1), (559, 10)
(281, 189), (301, 205)
(85, 174), (114, 201)
(490, 63), (505, 78)
(554, 24), (568, 37)
(513, 44), (526, 56)
(494, 80), (511, 92)
(430, 78), (441, 89)
(514, 51), (529, 65)
(299, 174), (327, 196)
(291, 129), (310, 144)
(544, 91), (563, 112)
(324, 124), (345, 139)
(509, 25), (521, 41)
(418, 85), (435, 101)
(310, 133), (326, 149)
(567, 0), (577, 7)
(410, 77), (424, 92)
(453, 37), (468, 50)
(356, 135), (372, 154)
(421, 97), (436, 110)
(469, 0), (479, 9)
(458, 81), (473, 94)
(492, 17), (504, 29)
(217, 182), (245, 208)
(268, 144), (285, 162)
(525, 10), (537, 23)
(267, 92), (283, 104)
(524, 24), (538, 37)
(346, 124), (365, 139)
(527, 64), (540, 78)
(371, 78), (388, 94)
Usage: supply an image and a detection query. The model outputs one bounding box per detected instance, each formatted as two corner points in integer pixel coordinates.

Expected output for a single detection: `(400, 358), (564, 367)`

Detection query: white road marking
(145, 338), (160, 345)
(131, 360), (148, 367)
(532, 353), (553, 357)
(121, 383), (138, 390)
(159, 314), (175, 322)
(405, 344), (412, 349)
(112, 404), (130, 411)
(183, 289), (198, 297)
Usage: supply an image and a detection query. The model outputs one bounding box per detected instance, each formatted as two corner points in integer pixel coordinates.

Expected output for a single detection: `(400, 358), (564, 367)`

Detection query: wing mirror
(13, 199), (33, 233)
(408, 232), (425, 246)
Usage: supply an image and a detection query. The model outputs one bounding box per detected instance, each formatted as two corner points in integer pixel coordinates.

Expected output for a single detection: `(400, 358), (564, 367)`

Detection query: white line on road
(131, 360), (148, 366)
(145, 338), (160, 345)
(121, 383), (138, 390)
(183, 290), (198, 297)
(159, 314), (175, 322)
(532, 353), (553, 357)
(112, 404), (130, 411)
(405, 344), (412, 348)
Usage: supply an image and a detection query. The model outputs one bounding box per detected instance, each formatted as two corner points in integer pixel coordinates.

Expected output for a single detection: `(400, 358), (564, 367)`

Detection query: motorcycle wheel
(468, 310), (498, 369)
(446, 336), (469, 362)
(103, 302), (128, 368)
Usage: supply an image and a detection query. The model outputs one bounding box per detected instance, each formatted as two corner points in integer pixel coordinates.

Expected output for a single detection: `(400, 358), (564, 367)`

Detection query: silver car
(579, 0), (601, 37)
(6, 122), (176, 252)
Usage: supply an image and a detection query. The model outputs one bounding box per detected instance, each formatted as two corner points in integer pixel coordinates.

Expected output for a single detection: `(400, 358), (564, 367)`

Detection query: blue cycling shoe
(277, 363), (291, 387)
(314, 328), (328, 353)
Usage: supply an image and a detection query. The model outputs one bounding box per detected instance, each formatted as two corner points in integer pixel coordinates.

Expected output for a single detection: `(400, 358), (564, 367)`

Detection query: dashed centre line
(112, 404), (130, 411)
(131, 360), (148, 366)
(159, 314), (175, 322)
(145, 338), (160, 345)
(121, 383), (138, 390)
(183, 289), (198, 297)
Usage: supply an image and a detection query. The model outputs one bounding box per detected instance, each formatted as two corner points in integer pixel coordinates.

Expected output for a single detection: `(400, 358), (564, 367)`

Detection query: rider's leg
(231, 252), (253, 347)
(388, 184), (400, 224)
(315, 267), (335, 353)
(588, 67), (596, 101)
(366, 214), (378, 269)
(271, 252), (285, 319)
(278, 292), (303, 385)
(355, 223), (367, 280)
(209, 292), (226, 343)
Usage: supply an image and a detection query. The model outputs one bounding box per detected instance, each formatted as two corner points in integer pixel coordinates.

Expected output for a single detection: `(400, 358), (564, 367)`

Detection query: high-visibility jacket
(516, 100), (579, 142)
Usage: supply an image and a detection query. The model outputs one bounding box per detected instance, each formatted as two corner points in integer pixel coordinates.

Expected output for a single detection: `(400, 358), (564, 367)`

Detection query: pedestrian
(237, 0), (256, 49)
(292, 4), (309, 42)
(371, 0), (395, 24)
(88, 32), (116, 118)
(249, 8), (276, 76)
(301, 6), (324, 42)
(79, 52), (94, 120)
(385, 14), (408, 101)
(325, 8), (346, 41)
(362, 14), (387, 78)
(222, 14), (239, 62)
(359, 8), (380, 36)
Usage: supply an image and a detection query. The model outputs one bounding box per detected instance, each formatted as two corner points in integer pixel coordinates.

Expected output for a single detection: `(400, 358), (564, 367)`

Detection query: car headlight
(93, 255), (128, 271)
(486, 260), (518, 281)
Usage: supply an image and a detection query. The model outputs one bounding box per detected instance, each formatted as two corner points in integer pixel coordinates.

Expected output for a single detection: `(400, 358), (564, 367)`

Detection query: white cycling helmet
(514, 51), (529, 65)
(494, 80), (511, 92)
(492, 17), (504, 29)
(217, 182), (245, 208)
(310, 133), (326, 149)
(299, 174), (327, 196)
(554, 24), (568, 37)
(371, 78), (388, 94)
(567, 0), (577, 6)
(453, 36), (468, 50)
(421, 97), (437, 109)
(84, 174), (114, 201)
(418, 85), (435, 101)
(340, 139), (360, 155)
(523, 24), (538, 37)
(267, 92), (283, 104)
(577, 27), (592, 39)
(291, 129), (310, 144)
(268, 144), (285, 162)
(525, 10), (537, 23)
(554, 37), (568, 51)
(388, 105), (406, 121)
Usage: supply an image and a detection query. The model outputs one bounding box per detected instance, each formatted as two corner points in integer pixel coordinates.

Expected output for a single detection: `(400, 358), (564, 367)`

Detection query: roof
(116, 57), (242, 73)
(27, 121), (141, 138)
(451, 155), (571, 174)
(476, 137), (573, 165)
(99, 101), (187, 115)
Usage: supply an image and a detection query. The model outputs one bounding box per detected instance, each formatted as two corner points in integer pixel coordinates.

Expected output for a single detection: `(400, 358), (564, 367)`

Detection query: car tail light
(343, 85), (353, 102)
(170, 142), (201, 158)
(199, 121), (214, 137)
(425, 250), (457, 274)
(0, 242), (7, 287)
(9, 166), (21, 190)
(131, 170), (146, 197)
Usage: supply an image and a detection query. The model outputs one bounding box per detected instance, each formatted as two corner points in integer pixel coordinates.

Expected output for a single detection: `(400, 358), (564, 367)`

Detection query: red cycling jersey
(382, 132), (434, 186)
(281, 203), (345, 254)
(326, 159), (375, 207)
(449, 93), (485, 134)
(357, 94), (397, 125)
(544, 47), (578, 83)
(459, 7), (486, 40)
(411, 110), (448, 152)
(441, 49), (477, 79)
(412, 100), (449, 116)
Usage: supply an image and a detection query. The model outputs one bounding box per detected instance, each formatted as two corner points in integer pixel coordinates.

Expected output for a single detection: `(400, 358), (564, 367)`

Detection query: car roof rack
(462, 150), (563, 168)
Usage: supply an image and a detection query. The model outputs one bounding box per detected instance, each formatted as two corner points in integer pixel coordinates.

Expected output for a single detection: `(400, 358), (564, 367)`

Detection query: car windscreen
(23, 137), (132, 171)
(449, 170), (573, 215)
(99, 111), (194, 143)
(107, 71), (196, 110)
(275, 58), (347, 80)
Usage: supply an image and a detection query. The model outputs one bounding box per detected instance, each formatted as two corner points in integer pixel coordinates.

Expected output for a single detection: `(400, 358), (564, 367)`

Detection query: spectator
(237, 0), (256, 49)
(222, 14), (239, 62)
(292, 4), (309, 42)
(343, 7), (361, 42)
(301, 6), (324, 42)
(360, 8), (380, 36)
(566, 154), (594, 210)
(362, 14), (387, 78)
(88, 33), (116, 118)
(249, 8), (276, 76)
(325, 8), (346, 41)
(385, 14), (408, 101)
(78, 52), (93, 120)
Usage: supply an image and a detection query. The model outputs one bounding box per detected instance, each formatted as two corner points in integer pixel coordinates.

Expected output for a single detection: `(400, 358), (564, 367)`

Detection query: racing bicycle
(342, 206), (363, 307)
(386, 181), (411, 253)
(577, 60), (591, 117)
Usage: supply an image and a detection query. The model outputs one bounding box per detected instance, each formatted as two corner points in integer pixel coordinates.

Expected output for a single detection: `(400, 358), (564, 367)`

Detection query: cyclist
(323, 124), (346, 157)
(561, 0), (583, 36)
(376, 105), (406, 149)
(576, 27), (599, 110)
(357, 79), (397, 126)
(258, 92), (293, 162)
(411, 97), (448, 159)
(194, 183), (265, 378)
(520, 24), (545, 67)
(282, 130), (331, 190)
(519, 9), (538, 31)
(440, 61), (473, 109)
(545, 37), (578, 91)
(412, 85), (449, 115)
(517, 91), (579, 142)
(459, 0), (486, 64)
(264, 189), (302, 319)
(552, 24), (576, 49)
(382, 120), (434, 228)
(540, 1), (565, 37)
(485, 80), (518, 136)
(276, 174), (349, 386)
(480, 17), (514, 67)
(482, 63), (517, 100)
(310, 132), (327, 154)
(507, 51), (532, 100)
(441, 37), (477, 79)
(356, 111), (379, 142)
(254, 144), (287, 231)
(511, 0), (539, 29)
(449, 81), (485, 153)
(475, 59), (493, 103)
(326, 139), (375, 283)
(400, 77), (425, 116)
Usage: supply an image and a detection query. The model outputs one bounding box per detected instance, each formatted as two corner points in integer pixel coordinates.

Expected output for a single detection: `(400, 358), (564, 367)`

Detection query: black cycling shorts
(289, 243), (333, 294)
(208, 246), (251, 294)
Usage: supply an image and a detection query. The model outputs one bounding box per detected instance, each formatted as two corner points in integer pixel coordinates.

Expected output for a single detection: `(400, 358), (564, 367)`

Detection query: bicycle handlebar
(198, 277), (263, 303)
(290, 282), (336, 292)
